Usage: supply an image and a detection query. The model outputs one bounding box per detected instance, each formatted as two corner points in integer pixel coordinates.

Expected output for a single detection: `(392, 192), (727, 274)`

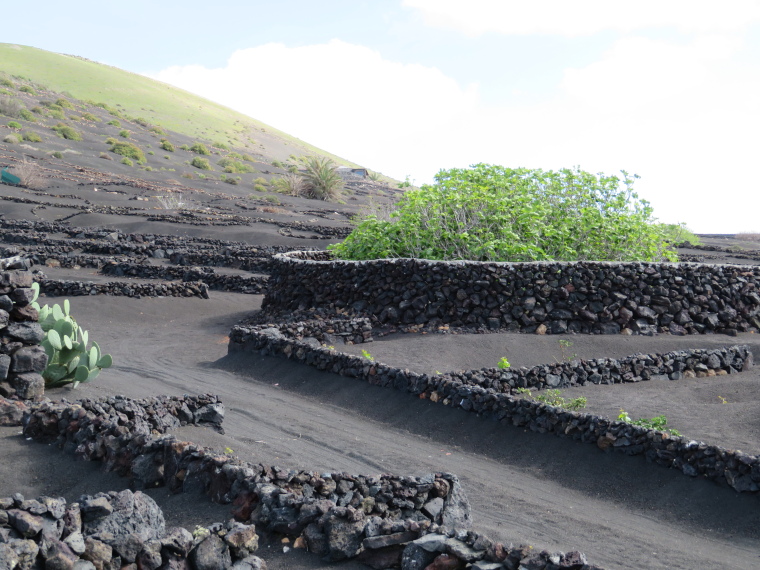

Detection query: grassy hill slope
(0, 43), (359, 167)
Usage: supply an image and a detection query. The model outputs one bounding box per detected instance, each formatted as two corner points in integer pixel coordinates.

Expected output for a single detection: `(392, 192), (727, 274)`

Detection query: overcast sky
(5, 1), (760, 232)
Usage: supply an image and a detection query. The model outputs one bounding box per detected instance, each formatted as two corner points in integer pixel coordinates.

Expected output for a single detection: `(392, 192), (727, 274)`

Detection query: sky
(4, 0), (760, 233)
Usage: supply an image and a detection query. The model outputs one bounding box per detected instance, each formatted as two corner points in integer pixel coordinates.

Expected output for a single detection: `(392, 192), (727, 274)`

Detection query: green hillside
(0, 43), (357, 166)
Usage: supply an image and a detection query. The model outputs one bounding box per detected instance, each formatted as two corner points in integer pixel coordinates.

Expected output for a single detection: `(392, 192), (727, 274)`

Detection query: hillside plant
(659, 223), (700, 246)
(81, 112), (100, 122)
(0, 78), (14, 88)
(330, 164), (677, 262)
(0, 96), (23, 118)
(299, 156), (345, 201)
(110, 142), (146, 163)
(190, 142), (210, 155)
(515, 388), (587, 411)
(31, 286), (113, 389)
(107, 119), (121, 127)
(191, 156), (211, 170)
(23, 132), (42, 142)
(121, 157), (133, 166)
(51, 123), (82, 141)
(17, 110), (35, 123)
(618, 409), (681, 436)
(8, 158), (46, 189)
(56, 98), (74, 109)
(119, 129), (130, 138)
(218, 157), (253, 173)
(7, 121), (21, 129)
(3, 134), (20, 144)
(160, 139), (175, 152)
(272, 173), (307, 196)
(19, 85), (36, 94)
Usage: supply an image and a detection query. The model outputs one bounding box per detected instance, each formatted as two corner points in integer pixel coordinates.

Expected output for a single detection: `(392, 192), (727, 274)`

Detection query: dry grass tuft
(735, 233), (760, 242)
(9, 158), (47, 189)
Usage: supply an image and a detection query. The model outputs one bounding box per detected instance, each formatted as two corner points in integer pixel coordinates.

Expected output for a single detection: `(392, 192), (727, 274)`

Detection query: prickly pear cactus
(35, 289), (113, 388)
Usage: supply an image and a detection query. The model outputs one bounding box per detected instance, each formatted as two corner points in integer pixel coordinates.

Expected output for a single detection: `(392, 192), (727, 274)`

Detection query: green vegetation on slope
(0, 43), (359, 167)
(330, 164), (678, 262)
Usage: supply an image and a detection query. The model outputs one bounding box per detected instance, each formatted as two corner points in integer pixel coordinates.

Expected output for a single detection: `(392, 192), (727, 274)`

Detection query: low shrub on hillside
(3, 134), (20, 144)
(299, 156), (346, 201)
(0, 96), (24, 118)
(179, 144), (190, 151)
(19, 85), (36, 95)
(330, 164), (677, 262)
(99, 152), (112, 160)
(7, 121), (21, 129)
(18, 109), (36, 122)
(68, 115), (81, 121)
(218, 157), (253, 173)
(150, 126), (166, 135)
(30, 106), (45, 115)
(213, 141), (230, 150)
(119, 129), (130, 138)
(110, 142), (146, 163)
(8, 158), (46, 189)
(51, 123), (82, 141)
(107, 119), (120, 127)
(56, 98), (74, 109)
(0, 78), (14, 88)
(190, 142), (210, 155)
(81, 112), (100, 122)
(121, 157), (133, 166)
(51, 151), (63, 159)
(190, 156), (211, 170)
(0, 89), (11, 97)
(272, 173), (307, 196)
(160, 139), (175, 152)
(23, 131), (42, 142)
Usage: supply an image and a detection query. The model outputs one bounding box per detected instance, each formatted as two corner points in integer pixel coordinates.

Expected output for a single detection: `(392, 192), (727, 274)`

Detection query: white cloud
(149, 36), (760, 233)
(403, 0), (760, 36)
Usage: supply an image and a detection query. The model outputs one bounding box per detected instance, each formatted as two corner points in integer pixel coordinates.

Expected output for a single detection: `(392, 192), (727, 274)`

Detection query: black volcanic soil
(2, 140), (760, 569)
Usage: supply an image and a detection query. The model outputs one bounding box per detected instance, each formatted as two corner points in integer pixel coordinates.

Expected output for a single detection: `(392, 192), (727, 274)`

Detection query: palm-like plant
(300, 156), (345, 201)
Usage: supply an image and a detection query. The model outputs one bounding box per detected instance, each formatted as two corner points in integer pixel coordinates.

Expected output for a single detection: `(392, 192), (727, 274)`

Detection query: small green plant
(107, 119), (121, 127)
(7, 121), (21, 129)
(32, 285), (113, 389)
(68, 115), (81, 121)
(191, 156), (211, 170)
(19, 85), (35, 95)
(224, 446), (234, 455)
(179, 144), (190, 151)
(119, 129), (130, 138)
(56, 98), (74, 109)
(618, 409), (681, 436)
(253, 183), (267, 192)
(23, 131), (41, 142)
(213, 141), (230, 150)
(149, 126), (166, 136)
(718, 395), (729, 404)
(111, 142), (146, 163)
(160, 139), (175, 152)
(190, 142), (210, 155)
(18, 109), (35, 122)
(52, 151), (63, 159)
(272, 159), (283, 168)
(192, 526), (210, 540)
(497, 357), (511, 369)
(121, 157), (133, 166)
(81, 112), (100, 122)
(0, 78), (14, 88)
(105, 137), (118, 145)
(557, 339), (578, 362)
(361, 349), (374, 362)
(224, 176), (240, 185)
(218, 157), (253, 173)
(51, 123), (82, 141)
(515, 388), (587, 411)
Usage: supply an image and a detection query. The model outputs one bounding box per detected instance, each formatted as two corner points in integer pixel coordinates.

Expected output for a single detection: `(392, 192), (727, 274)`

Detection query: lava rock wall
(0, 269), (45, 401)
(263, 253), (760, 335)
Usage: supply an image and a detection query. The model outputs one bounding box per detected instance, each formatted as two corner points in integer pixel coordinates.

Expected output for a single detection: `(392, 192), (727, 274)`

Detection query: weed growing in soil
(618, 409), (681, 436)
(497, 357), (511, 369)
(361, 349), (374, 362)
(515, 388), (587, 411)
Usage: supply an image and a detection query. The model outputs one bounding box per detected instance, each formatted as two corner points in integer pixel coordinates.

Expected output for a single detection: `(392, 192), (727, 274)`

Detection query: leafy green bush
(121, 157), (133, 166)
(150, 126), (166, 136)
(191, 156), (211, 170)
(19, 85), (36, 95)
(160, 139), (175, 152)
(56, 98), (74, 109)
(298, 156), (345, 201)
(111, 142), (146, 163)
(49, 109), (65, 120)
(213, 141), (230, 150)
(218, 157), (253, 173)
(618, 409), (681, 436)
(19, 109), (36, 122)
(330, 164), (677, 262)
(40, 101), (63, 111)
(224, 176), (240, 185)
(107, 119), (120, 127)
(272, 159), (283, 168)
(515, 388), (587, 411)
(659, 223), (700, 246)
(68, 115), (81, 121)
(23, 131), (41, 142)
(253, 183), (267, 192)
(7, 121), (21, 129)
(0, 78), (14, 88)
(52, 151), (63, 159)
(30, 106), (44, 115)
(119, 129), (130, 138)
(82, 112), (100, 122)
(179, 144), (190, 151)
(105, 137), (118, 145)
(32, 288), (113, 389)
(51, 123), (82, 141)
(190, 142), (210, 155)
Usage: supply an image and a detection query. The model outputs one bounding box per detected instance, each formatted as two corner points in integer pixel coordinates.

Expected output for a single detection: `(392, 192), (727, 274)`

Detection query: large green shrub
(330, 164), (677, 262)
(190, 156), (211, 170)
(110, 142), (146, 163)
(190, 142), (210, 155)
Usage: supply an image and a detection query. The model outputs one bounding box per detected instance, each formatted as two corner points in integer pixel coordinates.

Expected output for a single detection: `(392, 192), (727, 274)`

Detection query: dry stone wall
(0, 268), (45, 401)
(229, 322), (759, 493)
(263, 253), (760, 335)
(20, 394), (599, 569)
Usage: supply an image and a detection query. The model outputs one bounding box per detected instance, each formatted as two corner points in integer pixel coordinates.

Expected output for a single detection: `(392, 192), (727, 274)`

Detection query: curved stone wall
(263, 252), (760, 335)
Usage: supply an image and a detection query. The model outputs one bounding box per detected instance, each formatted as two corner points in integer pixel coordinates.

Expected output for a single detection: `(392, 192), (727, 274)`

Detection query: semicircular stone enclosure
(262, 251), (760, 335)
